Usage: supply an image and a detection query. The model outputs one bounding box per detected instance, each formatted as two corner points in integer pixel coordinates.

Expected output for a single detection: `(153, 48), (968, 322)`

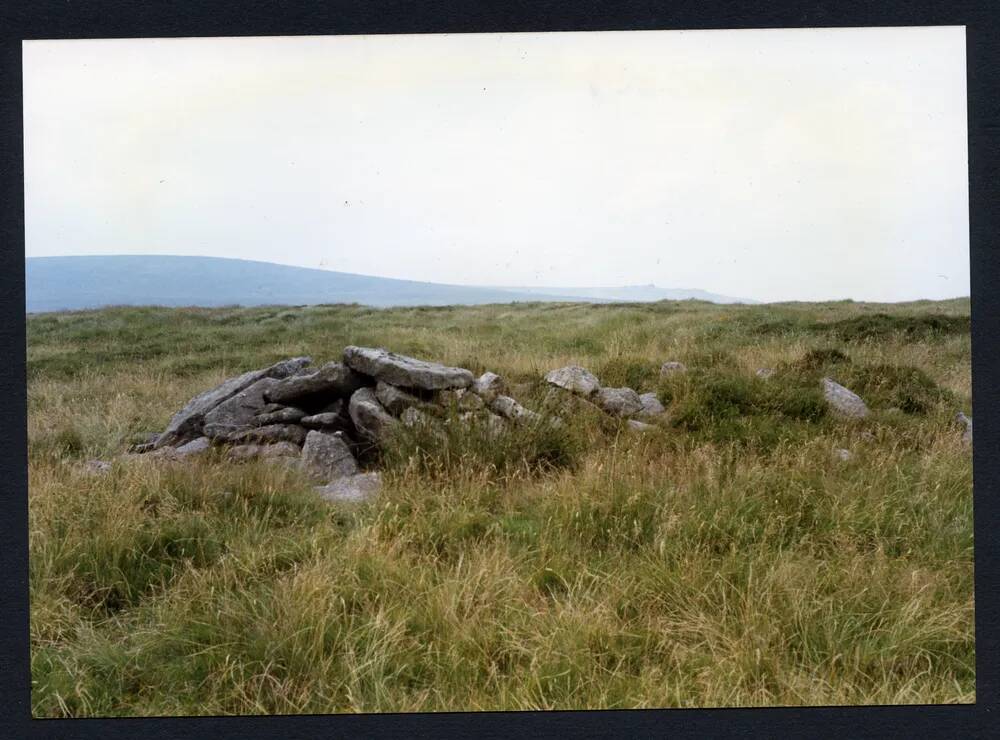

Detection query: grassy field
(27, 297), (974, 715)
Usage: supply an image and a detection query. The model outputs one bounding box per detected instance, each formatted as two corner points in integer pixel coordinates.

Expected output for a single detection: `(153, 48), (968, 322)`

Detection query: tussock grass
(28, 298), (973, 715)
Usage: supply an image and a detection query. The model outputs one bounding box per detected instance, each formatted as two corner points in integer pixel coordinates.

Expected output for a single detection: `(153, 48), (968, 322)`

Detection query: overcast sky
(23, 27), (968, 303)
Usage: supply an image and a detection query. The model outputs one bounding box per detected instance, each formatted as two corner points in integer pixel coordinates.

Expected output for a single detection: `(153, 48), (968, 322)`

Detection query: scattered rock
(202, 377), (281, 440)
(956, 412), (973, 444)
(594, 386), (645, 417)
(471, 371), (507, 402)
(229, 424), (308, 446)
(821, 377), (869, 419)
(154, 356), (312, 447)
(343, 346), (474, 390)
(348, 387), (398, 441)
(638, 392), (666, 418)
(544, 365), (601, 396)
(264, 361), (368, 406)
(315, 472), (381, 504)
(627, 419), (657, 433)
(254, 406), (307, 426)
(375, 381), (424, 416)
(756, 368), (775, 379)
(832, 448), (853, 462)
(660, 361), (687, 376)
(300, 430), (358, 481)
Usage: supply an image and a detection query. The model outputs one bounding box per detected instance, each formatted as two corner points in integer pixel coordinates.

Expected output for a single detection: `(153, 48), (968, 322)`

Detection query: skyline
(23, 28), (969, 302)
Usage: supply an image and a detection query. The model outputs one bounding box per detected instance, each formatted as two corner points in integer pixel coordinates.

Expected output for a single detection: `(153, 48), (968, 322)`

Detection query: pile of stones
(122, 348), (972, 503)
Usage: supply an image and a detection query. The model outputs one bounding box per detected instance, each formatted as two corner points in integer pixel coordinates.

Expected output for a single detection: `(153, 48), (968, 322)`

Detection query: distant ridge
(497, 283), (757, 305)
(25, 255), (756, 313)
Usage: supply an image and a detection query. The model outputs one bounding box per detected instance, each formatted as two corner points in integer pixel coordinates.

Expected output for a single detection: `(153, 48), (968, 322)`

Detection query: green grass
(27, 298), (974, 715)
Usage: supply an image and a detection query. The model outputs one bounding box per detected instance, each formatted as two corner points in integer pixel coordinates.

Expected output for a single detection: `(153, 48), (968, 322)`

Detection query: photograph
(23, 26), (974, 716)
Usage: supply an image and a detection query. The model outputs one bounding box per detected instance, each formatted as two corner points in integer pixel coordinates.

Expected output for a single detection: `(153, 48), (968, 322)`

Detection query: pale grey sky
(23, 27), (969, 302)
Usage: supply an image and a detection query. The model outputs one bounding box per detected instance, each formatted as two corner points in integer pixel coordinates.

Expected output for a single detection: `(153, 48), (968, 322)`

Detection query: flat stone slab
(300, 430), (358, 481)
(226, 441), (301, 462)
(255, 406), (307, 426)
(822, 377), (869, 418)
(229, 423), (308, 446)
(264, 361), (368, 406)
(343, 346), (474, 391)
(154, 356), (311, 447)
(544, 366), (601, 397)
(315, 472), (381, 504)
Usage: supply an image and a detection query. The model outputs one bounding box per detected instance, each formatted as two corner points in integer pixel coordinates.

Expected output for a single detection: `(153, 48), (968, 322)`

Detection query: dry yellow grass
(28, 298), (973, 715)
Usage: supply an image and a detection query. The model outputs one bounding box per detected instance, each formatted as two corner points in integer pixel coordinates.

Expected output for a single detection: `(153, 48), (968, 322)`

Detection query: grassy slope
(27, 298), (974, 715)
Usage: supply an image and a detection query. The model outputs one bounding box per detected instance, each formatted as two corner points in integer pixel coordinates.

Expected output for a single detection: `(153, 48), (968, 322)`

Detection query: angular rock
(264, 361), (368, 406)
(375, 381), (423, 416)
(821, 377), (869, 419)
(489, 394), (541, 425)
(343, 346), (474, 390)
(170, 436), (211, 458)
(956, 412), (973, 444)
(203, 377), (281, 440)
(348, 387), (398, 442)
(154, 356), (312, 447)
(300, 411), (345, 429)
(660, 361), (687, 376)
(229, 424), (307, 446)
(254, 406), (306, 426)
(470, 371), (507, 402)
(300, 430), (358, 481)
(544, 365), (601, 397)
(627, 419), (657, 433)
(226, 441), (301, 463)
(315, 472), (381, 504)
(638, 392), (666, 418)
(594, 386), (644, 417)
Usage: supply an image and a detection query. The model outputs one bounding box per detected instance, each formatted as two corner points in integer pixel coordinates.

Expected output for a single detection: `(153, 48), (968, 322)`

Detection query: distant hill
(498, 284), (757, 304)
(25, 255), (756, 313)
